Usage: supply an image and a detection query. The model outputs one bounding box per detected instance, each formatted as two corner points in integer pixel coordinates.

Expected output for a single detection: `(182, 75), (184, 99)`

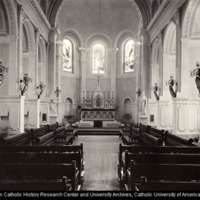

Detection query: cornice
(147, 0), (173, 33)
(28, 0), (51, 32)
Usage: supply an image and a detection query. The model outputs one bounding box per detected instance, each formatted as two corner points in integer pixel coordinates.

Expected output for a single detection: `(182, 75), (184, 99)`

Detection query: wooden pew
(127, 162), (200, 190)
(142, 132), (163, 146)
(30, 126), (48, 145)
(0, 162), (78, 191)
(54, 127), (78, 144)
(0, 151), (84, 186)
(35, 131), (55, 145)
(138, 177), (200, 191)
(0, 143), (84, 159)
(129, 127), (142, 144)
(164, 131), (195, 146)
(0, 132), (31, 146)
(118, 144), (200, 184)
(47, 122), (59, 132)
(120, 151), (200, 189)
(0, 178), (69, 191)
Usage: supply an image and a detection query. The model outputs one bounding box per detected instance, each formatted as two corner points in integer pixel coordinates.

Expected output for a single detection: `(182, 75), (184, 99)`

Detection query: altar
(81, 87), (116, 122)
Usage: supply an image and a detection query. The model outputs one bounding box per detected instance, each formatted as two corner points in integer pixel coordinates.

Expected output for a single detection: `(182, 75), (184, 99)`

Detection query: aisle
(73, 135), (121, 191)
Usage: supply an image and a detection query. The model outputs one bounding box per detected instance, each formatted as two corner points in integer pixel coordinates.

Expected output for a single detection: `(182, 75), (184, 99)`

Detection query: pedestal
(157, 99), (173, 130)
(25, 99), (40, 129)
(49, 114), (58, 124)
(139, 115), (148, 125)
(0, 95), (25, 134)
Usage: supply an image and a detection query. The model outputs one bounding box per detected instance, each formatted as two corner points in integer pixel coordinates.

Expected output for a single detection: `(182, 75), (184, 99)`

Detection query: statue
(190, 62), (200, 97)
(49, 95), (57, 115)
(166, 75), (178, 98)
(139, 91), (147, 116)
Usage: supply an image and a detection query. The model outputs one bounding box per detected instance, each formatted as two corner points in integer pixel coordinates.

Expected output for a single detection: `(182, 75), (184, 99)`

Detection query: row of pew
(120, 123), (197, 146)
(118, 144), (200, 191)
(0, 143), (84, 191)
(0, 122), (78, 146)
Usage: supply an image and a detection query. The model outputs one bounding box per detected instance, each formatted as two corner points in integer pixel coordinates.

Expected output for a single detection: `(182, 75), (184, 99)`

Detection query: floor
(73, 135), (122, 191)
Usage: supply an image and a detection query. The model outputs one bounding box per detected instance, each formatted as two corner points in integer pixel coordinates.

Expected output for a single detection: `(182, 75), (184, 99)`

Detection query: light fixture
(152, 83), (160, 101)
(37, 82), (45, 99)
(54, 86), (61, 98)
(190, 62), (200, 97)
(136, 88), (141, 97)
(0, 59), (8, 87)
(166, 75), (178, 98)
(20, 73), (32, 96)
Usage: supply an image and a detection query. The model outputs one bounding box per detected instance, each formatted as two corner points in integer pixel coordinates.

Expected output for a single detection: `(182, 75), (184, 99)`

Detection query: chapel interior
(0, 0), (200, 192)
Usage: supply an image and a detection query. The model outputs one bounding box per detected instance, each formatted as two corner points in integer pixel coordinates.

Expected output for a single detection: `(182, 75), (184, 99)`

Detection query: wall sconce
(37, 82), (45, 99)
(190, 62), (200, 97)
(166, 75), (178, 98)
(152, 83), (160, 101)
(136, 88), (141, 97)
(20, 73), (32, 96)
(0, 59), (8, 86)
(54, 86), (61, 98)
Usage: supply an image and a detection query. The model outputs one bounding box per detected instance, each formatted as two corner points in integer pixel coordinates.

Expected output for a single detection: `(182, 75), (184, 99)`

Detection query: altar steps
(77, 128), (119, 135)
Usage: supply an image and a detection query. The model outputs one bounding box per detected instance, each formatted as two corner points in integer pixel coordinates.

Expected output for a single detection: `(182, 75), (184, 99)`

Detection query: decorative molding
(182, 0), (199, 38)
(129, 0), (143, 27)
(38, 37), (46, 62)
(23, 18), (35, 52)
(151, 38), (159, 65)
(163, 22), (176, 54)
(3, 0), (17, 36)
(28, 0), (51, 32)
(147, 0), (173, 32)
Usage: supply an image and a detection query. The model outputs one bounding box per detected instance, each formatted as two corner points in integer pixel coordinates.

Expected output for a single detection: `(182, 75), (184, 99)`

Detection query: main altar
(81, 89), (116, 122)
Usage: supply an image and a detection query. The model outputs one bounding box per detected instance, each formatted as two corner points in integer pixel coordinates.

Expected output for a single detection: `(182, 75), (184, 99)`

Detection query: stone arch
(182, 0), (199, 38)
(38, 37), (46, 62)
(122, 97), (133, 121)
(115, 30), (136, 48)
(62, 29), (82, 47)
(23, 19), (35, 52)
(2, 0), (17, 35)
(85, 33), (112, 48)
(163, 21), (176, 54)
(151, 0), (159, 18)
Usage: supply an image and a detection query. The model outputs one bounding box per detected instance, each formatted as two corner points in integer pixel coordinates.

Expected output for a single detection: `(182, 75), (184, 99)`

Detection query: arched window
(63, 39), (73, 73)
(92, 43), (105, 74)
(124, 40), (135, 73)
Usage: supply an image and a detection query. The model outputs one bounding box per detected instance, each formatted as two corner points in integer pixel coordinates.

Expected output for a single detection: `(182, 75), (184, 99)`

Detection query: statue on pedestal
(139, 91), (147, 116)
(49, 94), (57, 115)
(190, 62), (200, 97)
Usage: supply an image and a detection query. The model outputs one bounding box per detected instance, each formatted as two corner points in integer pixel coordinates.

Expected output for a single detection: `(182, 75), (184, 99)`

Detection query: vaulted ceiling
(37, 0), (163, 28)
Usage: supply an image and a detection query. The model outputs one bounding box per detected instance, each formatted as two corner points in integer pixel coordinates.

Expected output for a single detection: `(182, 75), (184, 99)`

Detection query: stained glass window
(92, 43), (105, 74)
(124, 40), (134, 73)
(63, 39), (73, 72)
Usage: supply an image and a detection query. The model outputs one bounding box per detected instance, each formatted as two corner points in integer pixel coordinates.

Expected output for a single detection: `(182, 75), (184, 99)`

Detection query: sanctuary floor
(73, 135), (121, 191)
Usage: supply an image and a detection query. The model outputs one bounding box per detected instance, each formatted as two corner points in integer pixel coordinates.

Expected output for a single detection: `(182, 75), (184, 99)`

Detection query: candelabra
(54, 86), (61, 98)
(20, 73), (32, 96)
(0, 59), (8, 86)
(37, 82), (45, 99)
(136, 88), (141, 97)
(152, 83), (160, 101)
(166, 75), (178, 98)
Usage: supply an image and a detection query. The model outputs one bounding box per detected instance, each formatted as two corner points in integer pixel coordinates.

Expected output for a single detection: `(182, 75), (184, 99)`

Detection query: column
(141, 29), (150, 98)
(17, 5), (25, 83)
(175, 8), (182, 93)
(110, 48), (118, 102)
(79, 48), (88, 103)
(56, 40), (63, 123)
(48, 27), (58, 97)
